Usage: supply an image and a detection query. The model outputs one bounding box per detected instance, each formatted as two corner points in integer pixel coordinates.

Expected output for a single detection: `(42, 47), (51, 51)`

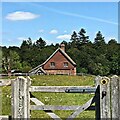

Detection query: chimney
(60, 44), (65, 51)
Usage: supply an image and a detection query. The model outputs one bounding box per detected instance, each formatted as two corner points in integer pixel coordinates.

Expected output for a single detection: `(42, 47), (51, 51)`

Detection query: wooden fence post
(111, 75), (120, 119)
(11, 76), (30, 119)
(95, 76), (101, 120)
(100, 76), (111, 119)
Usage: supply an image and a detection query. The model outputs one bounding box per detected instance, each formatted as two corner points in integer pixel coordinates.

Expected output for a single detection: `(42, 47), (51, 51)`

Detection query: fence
(1, 75), (120, 119)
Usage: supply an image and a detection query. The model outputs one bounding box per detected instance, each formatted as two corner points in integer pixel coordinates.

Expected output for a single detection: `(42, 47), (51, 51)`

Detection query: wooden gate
(11, 75), (120, 119)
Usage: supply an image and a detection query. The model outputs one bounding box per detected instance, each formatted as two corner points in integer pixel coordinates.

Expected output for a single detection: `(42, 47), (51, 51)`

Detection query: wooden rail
(0, 79), (14, 86)
(30, 86), (96, 93)
(31, 105), (95, 111)
(31, 98), (61, 120)
(0, 115), (9, 119)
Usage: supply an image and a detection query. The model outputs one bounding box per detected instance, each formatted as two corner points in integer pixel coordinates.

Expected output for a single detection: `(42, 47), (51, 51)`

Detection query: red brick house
(29, 44), (76, 75)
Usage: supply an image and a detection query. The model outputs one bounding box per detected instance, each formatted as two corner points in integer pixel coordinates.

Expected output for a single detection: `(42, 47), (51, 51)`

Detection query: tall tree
(35, 37), (46, 49)
(78, 28), (89, 44)
(94, 31), (105, 45)
(70, 31), (78, 42)
(20, 38), (32, 49)
(70, 31), (78, 48)
(20, 38), (33, 65)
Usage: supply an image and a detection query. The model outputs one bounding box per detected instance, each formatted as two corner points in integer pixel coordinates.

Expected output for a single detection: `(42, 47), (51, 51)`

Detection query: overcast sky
(2, 2), (118, 47)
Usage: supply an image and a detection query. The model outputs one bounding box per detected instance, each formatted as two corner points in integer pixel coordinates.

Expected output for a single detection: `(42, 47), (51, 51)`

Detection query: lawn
(1, 75), (96, 119)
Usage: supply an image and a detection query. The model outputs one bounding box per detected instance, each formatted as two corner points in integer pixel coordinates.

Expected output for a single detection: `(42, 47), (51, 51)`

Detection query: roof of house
(29, 66), (46, 74)
(29, 47), (76, 73)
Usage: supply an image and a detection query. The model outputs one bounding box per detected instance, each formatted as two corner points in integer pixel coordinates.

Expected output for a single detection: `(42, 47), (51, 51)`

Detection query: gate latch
(102, 91), (107, 99)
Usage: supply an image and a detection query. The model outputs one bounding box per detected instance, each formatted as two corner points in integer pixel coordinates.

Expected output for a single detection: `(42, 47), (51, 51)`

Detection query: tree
(8, 46), (20, 54)
(2, 56), (10, 73)
(2, 47), (10, 73)
(21, 61), (32, 72)
(2, 50), (22, 73)
(9, 50), (22, 70)
(93, 31), (107, 55)
(70, 31), (78, 48)
(94, 31), (105, 45)
(70, 31), (78, 42)
(20, 38), (33, 66)
(27, 37), (32, 47)
(78, 28), (89, 44)
(107, 39), (119, 74)
(20, 38), (32, 49)
(61, 40), (67, 46)
(108, 39), (117, 45)
(35, 37), (46, 49)
(92, 54), (110, 75)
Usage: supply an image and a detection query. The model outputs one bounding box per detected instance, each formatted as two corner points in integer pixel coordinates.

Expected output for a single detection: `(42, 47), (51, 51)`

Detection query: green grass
(1, 75), (96, 119)
(1, 86), (11, 115)
(31, 75), (95, 86)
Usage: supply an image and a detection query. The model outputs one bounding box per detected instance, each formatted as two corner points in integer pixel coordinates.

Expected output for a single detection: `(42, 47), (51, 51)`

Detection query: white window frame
(50, 62), (55, 67)
(64, 62), (68, 67)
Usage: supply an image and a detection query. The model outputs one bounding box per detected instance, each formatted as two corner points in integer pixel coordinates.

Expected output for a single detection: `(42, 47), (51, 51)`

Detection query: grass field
(1, 75), (96, 119)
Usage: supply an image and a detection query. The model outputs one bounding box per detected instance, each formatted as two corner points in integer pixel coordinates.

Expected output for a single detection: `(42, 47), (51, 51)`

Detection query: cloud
(17, 37), (27, 41)
(49, 29), (58, 34)
(57, 34), (71, 40)
(46, 39), (54, 45)
(39, 29), (44, 33)
(64, 30), (67, 33)
(6, 11), (39, 21)
(8, 39), (12, 42)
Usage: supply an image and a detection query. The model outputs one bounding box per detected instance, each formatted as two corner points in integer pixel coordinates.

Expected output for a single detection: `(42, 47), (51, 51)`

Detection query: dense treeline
(1, 28), (120, 75)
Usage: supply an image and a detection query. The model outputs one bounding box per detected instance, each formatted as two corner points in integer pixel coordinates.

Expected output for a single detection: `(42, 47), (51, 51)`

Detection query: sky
(1, 2), (118, 47)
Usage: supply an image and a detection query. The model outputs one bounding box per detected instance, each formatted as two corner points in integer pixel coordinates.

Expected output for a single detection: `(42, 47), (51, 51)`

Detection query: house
(29, 44), (76, 75)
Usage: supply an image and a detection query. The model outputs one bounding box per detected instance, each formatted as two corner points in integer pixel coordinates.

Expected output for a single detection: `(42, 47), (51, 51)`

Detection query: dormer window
(50, 62), (55, 67)
(64, 62), (68, 67)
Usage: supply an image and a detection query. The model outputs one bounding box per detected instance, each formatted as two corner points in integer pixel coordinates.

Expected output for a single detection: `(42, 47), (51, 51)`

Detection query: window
(64, 62), (68, 67)
(50, 62), (55, 67)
